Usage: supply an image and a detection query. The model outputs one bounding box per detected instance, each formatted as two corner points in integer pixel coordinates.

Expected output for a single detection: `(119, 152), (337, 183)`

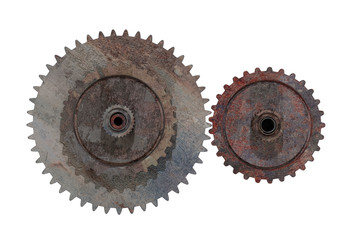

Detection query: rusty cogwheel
(28, 30), (210, 214)
(210, 67), (325, 183)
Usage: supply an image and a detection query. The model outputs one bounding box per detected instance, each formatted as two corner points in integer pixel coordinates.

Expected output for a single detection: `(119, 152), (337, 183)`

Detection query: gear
(28, 30), (210, 214)
(210, 67), (325, 183)
(102, 105), (135, 138)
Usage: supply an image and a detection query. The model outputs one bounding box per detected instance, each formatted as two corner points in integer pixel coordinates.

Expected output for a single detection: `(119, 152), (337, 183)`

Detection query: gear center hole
(260, 117), (276, 135)
(110, 113), (127, 130)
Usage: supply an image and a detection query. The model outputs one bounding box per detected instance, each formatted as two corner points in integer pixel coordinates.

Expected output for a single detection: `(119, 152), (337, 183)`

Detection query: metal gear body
(210, 68), (325, 183)
(28, 30), (210, 214)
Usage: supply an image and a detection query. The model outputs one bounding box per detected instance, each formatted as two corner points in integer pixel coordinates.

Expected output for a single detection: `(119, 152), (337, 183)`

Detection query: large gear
(210, 67), (325, 183)
(28, 30), (210, 214)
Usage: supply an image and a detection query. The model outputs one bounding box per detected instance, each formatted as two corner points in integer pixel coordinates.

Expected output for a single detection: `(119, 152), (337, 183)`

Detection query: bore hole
(260, 117), (276, 135)
(114, 116), (123, 126)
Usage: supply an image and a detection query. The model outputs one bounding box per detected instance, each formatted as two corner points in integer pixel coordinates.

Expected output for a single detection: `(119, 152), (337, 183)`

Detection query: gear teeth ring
(210, 67), (325, 183)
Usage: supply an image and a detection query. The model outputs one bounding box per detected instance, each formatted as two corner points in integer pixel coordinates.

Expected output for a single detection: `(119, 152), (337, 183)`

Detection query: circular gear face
(28, 30), (210, 214)
(210, 68), (325, 183)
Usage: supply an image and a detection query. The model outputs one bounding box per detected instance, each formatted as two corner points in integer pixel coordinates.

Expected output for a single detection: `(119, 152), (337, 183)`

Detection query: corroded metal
(28, 30), (210, 214)
(210, 68), (325, 183)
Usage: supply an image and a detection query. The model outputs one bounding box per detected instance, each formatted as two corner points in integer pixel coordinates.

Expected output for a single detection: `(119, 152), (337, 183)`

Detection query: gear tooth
(182, 178), (189, 185)
(267, 179), (273, 184)
(255, 177), (261, 183)
(168, 47), (175, 54)
(232, 168), (239, 174)
(209, 128), (215, 134)
(290, 172), (296, 177)
(204, 110), (211, 116)
(111, 29), (116, 37)
(28, 134), (35, 140)
(243, 174), (250, 180)
(42, 168), (50, 174)
(64, 47), (71, 54)
(189, 168), (196, 175)
(279, 176), (285, 182)
(200, 146), (207, 152)
(318, 134), (324, 140)
(75, 40), (81, 47)
(69, 194), (76, 201)
(50, 177), (56, 184)
(163, 194), (169, 201)
(152, 199), (158, 207)
(173, 186), (180, 194)
(309, 156), (314, 161)
(185, 65), (193, 72)
(211, 105), (216, 110)
(59, 186), (65, 193)
(26, 122), (34, 128)
(135, 31), (141, 38)
(300, 165), (306, 170)
(319, 111), (324, 116)
(199, 86), (205, 92)
(267, 67), (273, 72)
(104, 207), (110, 214)
(315, 145), (320, 151)
(300, 80), (306, 86)
(35, 158), (42, 163)
(243, 71), (249, 76)
(31, 146), (39, 152)
(54, 55), (62, 62)
(158, 40), (164, 47)
(140, 204), (146, 211)
(278, 69), (285, 74)
(30, 98), (36, 103)
(209, 117), (214, 122)
(123, 29), (129, 37)
(203, 134), (211, 140)
(87, 34), (93, 41)
(39, 74), (46, 81)
(315, 99), (320, 105)
(98, 31), (105, 38)
(146, 35), (152, 41)
(27, 110), (34, 116)
(195, 157), (203, 164)
(205, 122), (212, 128)
(320, 122), (326, 128)
(290, 73), (296, 78)
(224, 160), (230, 166)
(115, 207), (122, 214)
(216, 94), (222, 100)
(178, 55), (184, 62)
(216, 151), (222, 156)
(194, 75), (200, 81)
(46, 64), (53, 71)
(33, 86), (40, 92)
(255, 67), (261, 73)
(308, 89), (314, 95)
(223, 84), (230, 90)
(92, 204), (98, 211)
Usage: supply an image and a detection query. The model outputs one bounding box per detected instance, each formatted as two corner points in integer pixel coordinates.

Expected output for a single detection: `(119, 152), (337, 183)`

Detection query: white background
(1, 0), (359, 239)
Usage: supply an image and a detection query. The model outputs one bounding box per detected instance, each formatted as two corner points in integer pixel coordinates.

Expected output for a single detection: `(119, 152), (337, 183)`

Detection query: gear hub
(210, 68), (325, 183)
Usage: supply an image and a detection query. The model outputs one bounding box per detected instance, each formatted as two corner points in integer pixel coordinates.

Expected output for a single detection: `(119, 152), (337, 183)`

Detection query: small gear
(210, 67), (325, 183)
(102, 105), (135, 138)
(28, 30), (210, 214)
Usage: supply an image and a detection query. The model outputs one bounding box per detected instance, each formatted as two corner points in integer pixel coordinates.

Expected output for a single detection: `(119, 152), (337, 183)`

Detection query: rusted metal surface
(28, 30), (210, 214)
(210, 68), (325, 183)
